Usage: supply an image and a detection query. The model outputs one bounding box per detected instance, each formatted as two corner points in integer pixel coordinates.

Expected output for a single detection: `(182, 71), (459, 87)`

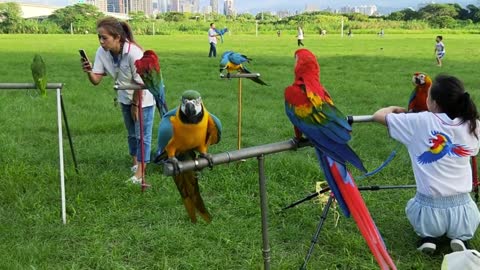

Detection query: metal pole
(0, 83), (63, 90)
(60, 94), (79, 174)
(163, 139), (312, 176)
(56, 88), (67, 224)
(258, 155), (270, 270)
(300, 195), (334, 270)
(238, 78), (242, 150)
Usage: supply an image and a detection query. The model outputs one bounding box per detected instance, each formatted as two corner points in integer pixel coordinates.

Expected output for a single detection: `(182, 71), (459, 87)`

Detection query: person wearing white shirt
(297, 26), (304, 47)
(373, 74), (480, 254)
(208, 23), (218, 57)
(81, 17), (155, 184)
(435, 35), (446, 67)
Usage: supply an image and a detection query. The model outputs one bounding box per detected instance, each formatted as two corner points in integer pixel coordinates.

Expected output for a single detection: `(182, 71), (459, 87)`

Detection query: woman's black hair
(430, 74), (479, 138)
(97, 17), (142, 50)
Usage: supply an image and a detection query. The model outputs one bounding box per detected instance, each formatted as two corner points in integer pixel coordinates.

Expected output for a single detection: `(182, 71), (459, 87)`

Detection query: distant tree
(386, 8), (418, 21)
(0, 2), (23, 33)
(344, 12), (369, 22)
(162, 12), (188, 22)
(466, 4), (480, 22)
(48, 4), (103, 33)
(129, 11), (148, 22)
(255, 12), (278, 21)
(418, 4), (458, 21)
(236, 13), (255, 22)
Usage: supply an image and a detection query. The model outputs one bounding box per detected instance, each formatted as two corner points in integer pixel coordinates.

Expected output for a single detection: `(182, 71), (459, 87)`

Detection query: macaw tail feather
(173, 152), (211, 223)
(154, 77), (168, 117)
(249, 76), (269, 86)
(324, 154), (397, 270)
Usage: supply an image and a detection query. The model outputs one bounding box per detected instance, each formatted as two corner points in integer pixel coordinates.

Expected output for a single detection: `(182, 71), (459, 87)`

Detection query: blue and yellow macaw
(215, 27), (229, 43)
(284, 49), (396, 270)
(219, 51), (268, 86)
(155, 90), (222, 223)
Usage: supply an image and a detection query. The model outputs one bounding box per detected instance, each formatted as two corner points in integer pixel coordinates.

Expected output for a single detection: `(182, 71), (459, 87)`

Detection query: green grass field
(1, 33), (480, 269)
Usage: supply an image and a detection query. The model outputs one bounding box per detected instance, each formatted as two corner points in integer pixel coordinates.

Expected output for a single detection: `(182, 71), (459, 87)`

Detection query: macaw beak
(184, 102), (195, 117)
(415, 77), (421, 85)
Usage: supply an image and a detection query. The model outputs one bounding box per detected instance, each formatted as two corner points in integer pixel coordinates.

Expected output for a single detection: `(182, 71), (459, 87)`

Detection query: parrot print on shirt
(284, 48), (396, 270)
(154, 90), (222, 223)
(417, 131), (472, 164)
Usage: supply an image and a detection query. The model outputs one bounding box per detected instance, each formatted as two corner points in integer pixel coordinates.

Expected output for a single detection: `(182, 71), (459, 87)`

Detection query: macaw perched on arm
(408, 72), (432, 112)
(284, 49), (396, 270)
(215, 27), (229, 43)
(219, 51), (269, 86)
(135, 50), (168, 117)
(31, 54), (47, 97)
(154, 90), (222, 223)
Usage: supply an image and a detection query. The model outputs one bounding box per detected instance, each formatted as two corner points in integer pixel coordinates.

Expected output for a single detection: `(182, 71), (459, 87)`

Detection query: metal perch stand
(0, 83), (76, 225)
(161, 115), (374, 269)
(220, 73), (261, 150)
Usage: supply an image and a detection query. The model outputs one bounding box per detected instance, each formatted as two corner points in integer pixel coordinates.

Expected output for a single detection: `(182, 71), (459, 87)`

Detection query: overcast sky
(8, 0), (478, 12)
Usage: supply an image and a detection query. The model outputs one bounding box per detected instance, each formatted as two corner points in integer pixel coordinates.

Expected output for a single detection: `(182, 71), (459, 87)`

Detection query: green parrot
(31, 54), (47, 97)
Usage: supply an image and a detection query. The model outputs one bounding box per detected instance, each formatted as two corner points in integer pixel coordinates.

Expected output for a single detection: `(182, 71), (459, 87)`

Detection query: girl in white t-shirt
(297, 26), (304, 47)
(373, 74), (480, 253)
(81, 17), (155, 184)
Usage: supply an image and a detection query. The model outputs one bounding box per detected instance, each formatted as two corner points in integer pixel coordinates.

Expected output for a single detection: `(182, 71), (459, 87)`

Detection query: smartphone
(79, 49), (89, 62)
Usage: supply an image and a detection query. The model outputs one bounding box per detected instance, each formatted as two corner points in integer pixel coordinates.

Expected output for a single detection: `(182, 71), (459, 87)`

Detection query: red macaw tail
(327, 156), (397, 270)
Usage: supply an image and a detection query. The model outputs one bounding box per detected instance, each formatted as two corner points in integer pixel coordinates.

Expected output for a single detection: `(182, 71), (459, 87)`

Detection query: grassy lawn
(0, 33), (479, 269)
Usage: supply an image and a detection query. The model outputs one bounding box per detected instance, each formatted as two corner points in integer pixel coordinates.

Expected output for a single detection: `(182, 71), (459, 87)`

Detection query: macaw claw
(167, 157), (180, 175)
(292, 136), (310, 148)
(199, 153), (214, 170)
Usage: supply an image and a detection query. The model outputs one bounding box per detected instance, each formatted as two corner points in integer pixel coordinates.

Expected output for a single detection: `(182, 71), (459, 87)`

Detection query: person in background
(297, 26), (304, 47)
(435, 35), (446, 67)
(81, 16), (155, 184)
(208, 22), (218, 57)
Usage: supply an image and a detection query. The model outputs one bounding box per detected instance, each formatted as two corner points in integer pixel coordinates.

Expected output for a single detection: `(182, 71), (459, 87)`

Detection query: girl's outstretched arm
(373, 106), (407, 125)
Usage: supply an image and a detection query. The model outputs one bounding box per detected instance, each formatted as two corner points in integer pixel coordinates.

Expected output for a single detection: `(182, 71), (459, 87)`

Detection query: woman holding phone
(80, 16), (155, 184)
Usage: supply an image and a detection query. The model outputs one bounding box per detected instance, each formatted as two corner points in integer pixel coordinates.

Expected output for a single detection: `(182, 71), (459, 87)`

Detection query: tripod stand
(283, 184), (416, 270)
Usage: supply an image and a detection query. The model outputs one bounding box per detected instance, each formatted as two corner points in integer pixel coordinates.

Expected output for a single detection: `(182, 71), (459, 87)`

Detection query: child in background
(435, 35), (446, 67)
(373, 74), (480, 253)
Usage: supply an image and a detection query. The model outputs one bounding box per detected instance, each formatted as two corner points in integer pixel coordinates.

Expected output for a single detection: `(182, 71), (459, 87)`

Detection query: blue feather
(285, 105), (365, 172)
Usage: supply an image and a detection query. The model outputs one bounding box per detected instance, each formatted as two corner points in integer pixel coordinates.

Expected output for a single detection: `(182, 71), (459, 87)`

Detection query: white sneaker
(131, 165), (138, 173)
(127, 175), (142, 185)
(450, 239), (467, 252)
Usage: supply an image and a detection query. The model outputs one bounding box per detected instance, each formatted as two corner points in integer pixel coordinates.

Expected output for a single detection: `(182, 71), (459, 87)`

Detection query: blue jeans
(120, 104), (154, 163)
(209, 42), (217, 57)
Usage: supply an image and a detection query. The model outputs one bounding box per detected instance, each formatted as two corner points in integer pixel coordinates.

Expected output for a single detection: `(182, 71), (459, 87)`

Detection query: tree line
(1, 2), (480, 34)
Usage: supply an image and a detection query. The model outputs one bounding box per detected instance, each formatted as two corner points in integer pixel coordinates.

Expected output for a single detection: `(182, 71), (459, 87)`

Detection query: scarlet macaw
(219, 51), (269, 86)
(408, 72), (432, 112)
(154, 90), (222, 223)
(284, 48), (396, 270)
(31, 54), (47, 97)
(135, 50), (168, 117)
(418, 131), (472, 164)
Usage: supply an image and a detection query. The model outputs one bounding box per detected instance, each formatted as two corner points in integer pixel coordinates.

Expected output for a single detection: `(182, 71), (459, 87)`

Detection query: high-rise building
(171, 0), (180, 12)
(158, 0), (168, 13)
(210, 0), (218, 14)
(107, 0), (125, 13)
(128, 0), (153, 15)
(223, 0), (234, 16)
(191, 0), (199, 13)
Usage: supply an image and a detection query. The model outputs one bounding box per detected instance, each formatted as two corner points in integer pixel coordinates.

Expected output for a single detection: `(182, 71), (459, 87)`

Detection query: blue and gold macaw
(215, 27), (229, 43)
(155, 90), (222, 223)
(284, 49), (396, 270)
(219, 51), (268, 86)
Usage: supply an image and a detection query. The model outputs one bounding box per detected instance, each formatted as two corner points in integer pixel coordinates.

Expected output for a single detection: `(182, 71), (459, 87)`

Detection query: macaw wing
(450, 144), (472, 157)
(206, 112), (222, 146)
(286, 104), (366, 172)
(215, 27), (228, 35)
(408, 89), (416, 110)
(417, 150), (446, 164)
(229, 53), (250, 65)
(240, 65), (269, 86)
(154, 108), (177, 162)
(326, 155), (397, 270)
